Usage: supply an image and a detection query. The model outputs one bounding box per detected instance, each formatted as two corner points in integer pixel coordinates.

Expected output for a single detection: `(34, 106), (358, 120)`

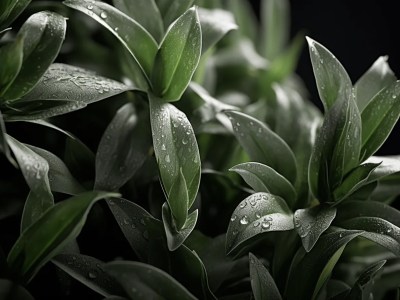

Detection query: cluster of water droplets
(65, 255), (106, 281)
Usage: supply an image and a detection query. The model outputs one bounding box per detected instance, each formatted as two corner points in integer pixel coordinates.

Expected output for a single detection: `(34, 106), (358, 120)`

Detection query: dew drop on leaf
(165, 155), (170, 163)
(100, 12), (107, 19)
(230, 215), (237, 222)
(240, 215), (249, 225)
(88, 271), (97, 279)
(240, 201), (247, 209)
(253, 221), (260, 227)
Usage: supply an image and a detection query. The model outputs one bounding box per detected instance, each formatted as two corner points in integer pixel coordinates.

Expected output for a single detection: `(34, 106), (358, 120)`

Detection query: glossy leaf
(365, 155), (400, 182)
(105, 261), (197, 300)
(225, 110), (297, 184)
(226, 192), (294, 255)
(294, 204), (337, 252)
(249, 253), (282, 300)
(107, 198), (154, 261)
(149, 96), (201, 208)
(0, 279), (34, 300)
(306, 37), (352, 111)
(360, 80), (400, 161)
(95, 103), (151, 191)
(52, 253), (124, 297)
(3, 64), (131, 120)
(285, 230), (363, 300)
(154, 0), (194, 29)
(27, 145), (84, 195)
(0, 0), (31, 31)
(152, 7), (202, 101)
(0, 36), (24, 99)
(113, 0), (163, 42)
(7, 191), (117, 283)
(198, 7), (237, 53)
(0, 111), (17, 167)
(168, 169), (189, 230)
(6, 136), (54, 230)
(162, 202), (198, 251)
(2, 12), (67, 101)
(354, 56), (396, 112)
(64, 0), (157, 77)
(230, 162), (296, 208)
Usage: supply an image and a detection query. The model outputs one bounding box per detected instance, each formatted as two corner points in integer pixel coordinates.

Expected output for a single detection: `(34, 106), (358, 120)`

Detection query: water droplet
(232, 229), (238, 235)
(392, 94), (397, 99)
(339, 233), (343, 238)
(114, 27), (119, 31)
(255, 213), (261, 219)
(240, 201), (247, 208)
(182, 138), (188, 145)
(165, 155), (170, 163)
(253, 221), (260, 227)
(230, 215), (237, 222)
(387, 228), (392, 233)
(123, 218), (130, 225)
(87, 4), (93, 9)
(249, 121), (254, 126)
(240, 215), (249, 225)
(161, 144), (166, 150)
(88, 271), (97, 279)
(100, 12), (107, 19)
(261, 221), (271, 230)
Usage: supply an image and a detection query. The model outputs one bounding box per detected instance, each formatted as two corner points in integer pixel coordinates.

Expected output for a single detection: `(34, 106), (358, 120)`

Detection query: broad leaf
(0, 111), (17, 167)
(95, 103), (151, 191)
(105, 261), (197, 300)
(0, 279), (34, 300)
(294, 204), (337, 252)
(64, 0), (157, 77)
(306, 37), (352, 111)
(0, 0), (31, 31)
(230, 162), (296, 208)
(226, 192), (294, 255)
(2, 11), (66, 101)
(226, 0), (257, 41)
(249, 253), (282, 300)
(225, 110), (297, 184)
(52, 253), (125, 297)
(3, 64), (131, 120)
(149, 96), (201, 208)
(154, 0), (194, 29)
(152, 7), (201, 101)
(113, 0), (163, 42)
(285, 230), (363, 300)
(354, 56), (396, 112)
(365, 155), (400, 182)
(360, 80), (400, 161)
(162, 202), (198, 251)
(7, 191), (117, 283)
(198, 8), (237, 53)
(168, 169), (189, 230)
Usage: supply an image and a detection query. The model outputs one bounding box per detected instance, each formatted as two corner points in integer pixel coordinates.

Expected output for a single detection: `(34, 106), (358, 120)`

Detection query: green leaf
(169, 169), (189, 230)
(95, 103), (151, 191)
(0, 279), (34, 300)
(374, 258), (400, 300)
(0, 111), (17, 167)
(225, 110), (297, 184)
(260, 0), (289, 60)
(162, 202), (198, 251)
(3, 64), (131, 120)
(52, 253), (125, 297)
(152, 7), (202, 101)
(6, 135), (54, 230)
(105, 261), (197, 300)
(285, 230), (363, 300)
(360, 80), (400, 161)
(27, 145), (84, 195)
(306, 37), (352, 111)
(149, 96), (201, 208)
(198, 8), (237, 53)
(249, 253), (282, 300)
(107, 198), (154, 261)
(0, 36), (24, 99)
(365, 155), (400, 182)
(154, 0), (194, 29)
(354, 56), (396, 112)
(63, 0), (157, 77)
(2, 11), (67, 101)
(226, 192), (294, 255)
(294, 204), (337, 252)
(225, 0), (257, 41)
(0, 0), (31, 31)
(113, 0), (164, 42)
(230, 162), (296, 208)
(7, 191), (118, 283)
(345, 260), (386, 300)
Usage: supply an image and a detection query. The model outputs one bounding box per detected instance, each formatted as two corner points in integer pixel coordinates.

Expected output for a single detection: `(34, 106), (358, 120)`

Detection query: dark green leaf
(374, 258), (400, 300)
(162, 202), (198, 251)
(198, 8), (237, 53)
(260, 0), (289, 60)
(285, 230), (363, 300)
(225, 110), (297, 184)
(149, 96), (201, 208)
(365, 155), (400, 182)
(168, 169), (189, 230)
(226, 192), (294, 255)
(354, 56), (396, 112)
(0, 0), (31, 31)
(225, 0), (257, 41)
(113, 0), (164, 42)
(0, 36), (24, 99)
(0, 111), (17, 167)
(360, 80), (400, 160)
(105, 261), (197, 300)
(107, 198), (154, 261)
(52, 253), (125, 297)
(230, 162), (296, 208)
(306, 37), (352, 111)
(6, 135), (54, 230)
(95, 103), (151, 191)
(249, 253), (282, 300)
(0, 279), (34, 300)
(152, 7), (202, 101)
(7, 191), (117, 283)
(294, 204), (337, 252)
(64, 0), (157, 77)
(4, 64), (131, 120)
(2, 11), (67, 101)
(154, 0), (194, 29)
